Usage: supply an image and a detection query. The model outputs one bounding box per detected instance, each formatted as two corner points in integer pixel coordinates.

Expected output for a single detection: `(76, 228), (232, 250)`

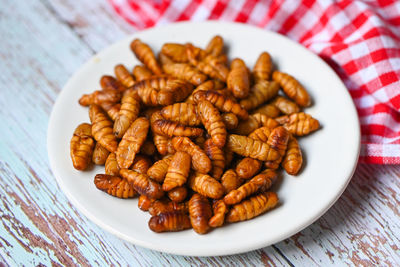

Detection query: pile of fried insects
(70, 35), (320, 234)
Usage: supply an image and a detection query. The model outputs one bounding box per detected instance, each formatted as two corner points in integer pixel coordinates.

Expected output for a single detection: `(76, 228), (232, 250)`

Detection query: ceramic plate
(47, 21), (360, 256)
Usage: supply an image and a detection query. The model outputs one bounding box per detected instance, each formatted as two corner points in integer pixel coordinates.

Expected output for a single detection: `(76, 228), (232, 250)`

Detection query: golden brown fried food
(92, 143), (110, 165)
(160, 103), (201, 126)
(193, 90), (248, 120)
(205, 35), (224, 57)
(131, 155), (152, 174)
(114, 64), (135, 88)
(100, 75), (126, 92)
(197, 100), (227, 148)
(272, 96), (300, 115)
(149, 199), (189, 216)
(94, 174), (136, 198)
(147, 154), (174, 183)
(79, 90), (121, 106)
(265, 126), (289, 169)
(120, 169), (164, 199)
(234, 113), (279, 135)
(221, 113), (239, 130)
(204, 139), (225, 180)
(188, 173), (224, 199)
(140, 140), (156, 156)
(116, 117), (149, 169)
(282, 135), (303, 175)
(113, 89), (141, 138)
(163, 151), (191, 191)
(172, 137), (212, 174)
(138, 195), (155, 211)
(89, 105), (118, 153)
(249, 126), (273, 143)
(235, 157), (262, 180)
(221, 169), (243, 194)
(153, 134), (170, 155)
(162, 78), (194, 102)
(148, 212), (191, 233)
(252, 52), (272, 82)
(208, 200), (228, 228)
(163, 62), (207, 85)
(130, 39), (162, 75)
(152, 119), (203, 138)
(132, 65), (153, 81)
(70, 123), (95, 170)
(161, 43), (189, 63)
(105, 153), (120, 176)
(224, 169), (277, 205)
(100, 102), (121, 121)
(272, 71), (311, 107)
(227, 58), (250, 99)
(227, 134), (280, 161)
(189, 193), (212, 234)
(168, 186), (188, 203)
(276, 112), (320, 136)
(226, 191), (279, 223)
(253, 104), (281, 118)
(240, 81), (279, 110)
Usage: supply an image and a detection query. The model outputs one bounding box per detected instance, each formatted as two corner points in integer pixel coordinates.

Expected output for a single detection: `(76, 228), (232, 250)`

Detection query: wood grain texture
(0, 0), (399, 266)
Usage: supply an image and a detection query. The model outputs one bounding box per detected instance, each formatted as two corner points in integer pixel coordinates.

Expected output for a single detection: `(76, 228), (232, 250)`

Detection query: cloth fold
(109, 0), (400, 164)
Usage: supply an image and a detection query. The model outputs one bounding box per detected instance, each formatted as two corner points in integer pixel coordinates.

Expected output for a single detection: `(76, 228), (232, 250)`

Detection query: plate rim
(47, 21), (361, 256)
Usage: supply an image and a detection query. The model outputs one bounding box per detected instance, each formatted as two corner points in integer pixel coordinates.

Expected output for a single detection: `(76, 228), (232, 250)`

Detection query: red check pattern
(109, 0), (400, 164)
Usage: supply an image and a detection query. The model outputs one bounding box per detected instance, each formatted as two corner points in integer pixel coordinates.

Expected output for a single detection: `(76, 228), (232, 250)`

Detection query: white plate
(47, 21), (360, 256)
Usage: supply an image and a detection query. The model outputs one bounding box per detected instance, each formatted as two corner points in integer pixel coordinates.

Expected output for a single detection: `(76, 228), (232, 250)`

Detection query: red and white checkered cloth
(109, 0), (400, 164)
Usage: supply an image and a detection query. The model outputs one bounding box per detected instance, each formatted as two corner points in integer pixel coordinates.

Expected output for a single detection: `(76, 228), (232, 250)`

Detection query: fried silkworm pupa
(208, 200), (228, 228)
(100, 75), (126, 92)
(189, 193), (212, 234)
(114, 64), (135, 88)
(116, 117), (149, 169)
(282, 134), (303, 175)
(221, 113), (239, 130)
(204, 139), (225, 180)
(276, 112), (320, 136)
(197, 100), (227, 148)
(148, 211), (191, 233)
(235, 157), (262, 180)
(234, 113), (279, 136)
(172, 137), (212, 174)
(105, 153), (120, 176)
(100, 102), (121, 121)
(272, 96), (300, 115)
(79, 89), (121, 106)
(132, 65), (153, 81)
(160, 103), (201, 126)
(221, 169), (243, 194)
(272, 71), (311, 107)
(147, 154), (174, 183)
(162, 151), (191, 191)
(94, 174), (136, 199)
(130, 39), (162, 75)
(70, 123), (95, 170)
(131, 155), (152, 174)
(193, 90), (248, 120)
(120, 169), (164, 199)
(113, 89), (141, 138)
(138, 195), (155, 211)
(89, 105), (118, 153)
(224, 169), (277, 205)
(240, 81), (279, 111)
(205, 35), (224, 57)
(265, 126), (289, 169)
(188, 173), (224, 199)
(252, 104), (281, 118)
(162, 62), (207, 86)
(149, 199), (189, 216)
(152, 119), (203, 138)
(248, 126), (273, 143)
(168, 186), (188, 203)
(227, 134), (280, 161)
(161, 43), (188, 63)
(227, 58), (250, 99)
(226, 191), (279, 223)
(92, 142), (110, 165)
(252, 51), (273, 82)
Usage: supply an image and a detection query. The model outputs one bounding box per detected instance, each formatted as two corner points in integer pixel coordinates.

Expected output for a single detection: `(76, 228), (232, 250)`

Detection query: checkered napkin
(109, 0), (400, 164)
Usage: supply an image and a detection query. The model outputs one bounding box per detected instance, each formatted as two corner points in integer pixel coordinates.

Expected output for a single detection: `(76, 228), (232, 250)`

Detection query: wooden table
(1, 1), (399, 265)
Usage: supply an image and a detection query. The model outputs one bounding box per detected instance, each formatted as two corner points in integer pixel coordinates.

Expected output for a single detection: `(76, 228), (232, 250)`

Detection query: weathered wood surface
(0, 0), (399, 266)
